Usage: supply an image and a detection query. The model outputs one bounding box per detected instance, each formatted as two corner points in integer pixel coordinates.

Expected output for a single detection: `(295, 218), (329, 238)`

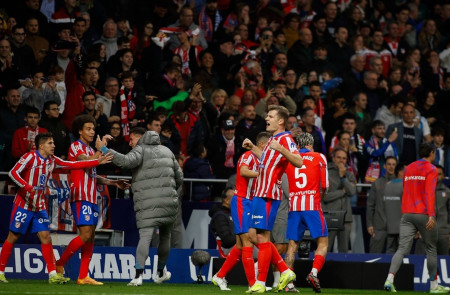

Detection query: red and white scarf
(120, 86), (136, 141)
(224, 137), (235, 168)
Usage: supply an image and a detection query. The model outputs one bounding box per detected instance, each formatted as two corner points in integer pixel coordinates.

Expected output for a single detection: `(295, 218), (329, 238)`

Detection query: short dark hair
(395, 162), (405, 177)
(74, 17), (86, 24)
(371, 120), (384, 129)
(146, 115), (160, 126)
(385, 156), (397, 164)
(309, 81), (321, 88)
(256, 131), (271, 145)
(431, 127), (445, 137)
(117, 48), (133, 58)
(192, 143), (205, 158)
(82, 91), (96, 101)
(301, 106), (314, 118)
(121, 71), (134, 81)
(130, 127), (146, 136)
(35, 132), (53, 148)
(342, 112), (356, 123)
(164, 61), (182, 74)
(419, 142), (435, 158)
(12, 25), (25, 33)
(81, 66), (96, 76)
(26, 107), (40, 117)
(198, 49), (213, 61)
(72, 114), (96, 137)
(387, 95), (404, 108)
(44, 100), (59, 110)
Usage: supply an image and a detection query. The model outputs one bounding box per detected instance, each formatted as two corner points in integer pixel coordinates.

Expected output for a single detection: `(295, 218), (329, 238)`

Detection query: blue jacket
(184, 156), (216, 201)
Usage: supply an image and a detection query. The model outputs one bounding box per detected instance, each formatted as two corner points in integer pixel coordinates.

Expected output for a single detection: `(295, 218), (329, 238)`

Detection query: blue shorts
(250, 197), (280, 231)
(286, 210), (328, 241)
(71, 201), (99, 226)
(231, 195), (252, 234)
(9, 204), (50, 234)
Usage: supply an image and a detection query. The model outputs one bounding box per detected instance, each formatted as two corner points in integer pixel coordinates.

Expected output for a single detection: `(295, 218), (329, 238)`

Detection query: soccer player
(212, 131), (271, 291)
(384, 143), (450, 293)
(285, 133), (328, 293)
(242, 105), (303, 293)
(0, 132), (111, 284)
(55, 115), (129, 285)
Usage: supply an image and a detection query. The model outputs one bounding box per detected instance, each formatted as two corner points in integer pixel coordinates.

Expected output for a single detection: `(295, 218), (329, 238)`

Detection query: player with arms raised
(243, 105), (303, 293)
(55, 115), (129, 285)
(212, 131), (271, 291)
(0, 132), (111, 284)
(284, 133), (328, 293)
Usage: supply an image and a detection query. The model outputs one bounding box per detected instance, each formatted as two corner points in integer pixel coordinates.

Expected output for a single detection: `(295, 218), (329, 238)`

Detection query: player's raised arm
(242, 138), (263, 159)
(269, 139), (303, 168)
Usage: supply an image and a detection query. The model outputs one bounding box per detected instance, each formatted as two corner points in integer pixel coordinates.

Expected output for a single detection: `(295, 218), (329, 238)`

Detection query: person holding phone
(22, 70), (61, 112)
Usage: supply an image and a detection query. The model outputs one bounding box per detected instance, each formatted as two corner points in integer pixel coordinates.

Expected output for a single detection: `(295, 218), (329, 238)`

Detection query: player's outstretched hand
(95, 135), (103, 150)
(242, 138), (254, 150)
(98, 152), (113, 165)
(112, 179), (131, 190)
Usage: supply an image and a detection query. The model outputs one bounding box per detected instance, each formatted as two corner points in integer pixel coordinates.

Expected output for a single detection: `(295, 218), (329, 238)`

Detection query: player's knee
(6, 231), (21, 244)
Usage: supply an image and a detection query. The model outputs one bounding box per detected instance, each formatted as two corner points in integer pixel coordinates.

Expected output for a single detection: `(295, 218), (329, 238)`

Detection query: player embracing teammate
(285, 133), (329, 293)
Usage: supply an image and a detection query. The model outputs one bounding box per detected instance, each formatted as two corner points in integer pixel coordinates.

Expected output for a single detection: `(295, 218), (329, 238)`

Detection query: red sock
(41, 244), (56, 273)
(256, 242), (272, 282)
(57, 236), (84, 266)
(79, 242), (94, 279)
(270, 243), (288, 273)
(242, 246), (255, 286)
(217, 246), (242, 278)
(0, 241), (14, 272)
(312, 255), (325, 273)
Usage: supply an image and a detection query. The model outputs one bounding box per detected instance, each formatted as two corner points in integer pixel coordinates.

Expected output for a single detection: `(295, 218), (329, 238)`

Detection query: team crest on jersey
(85, 215), (90, 221)
(128, 100), (136, 111)
(39, 175), (47, 186)
(15, 222), (21, 228)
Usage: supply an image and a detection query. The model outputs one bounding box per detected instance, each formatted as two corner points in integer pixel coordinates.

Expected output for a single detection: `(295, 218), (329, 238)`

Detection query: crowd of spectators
(0, 0), (449, 254)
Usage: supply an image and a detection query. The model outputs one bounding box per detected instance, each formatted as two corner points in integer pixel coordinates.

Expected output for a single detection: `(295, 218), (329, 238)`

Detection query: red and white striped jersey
(253, 132), (299, 200)
(9, 151), (99, 212)
(68, 140), (97, 203)
(286, 149), (328, 211)
(173, 45), (202, 76)
(234, 151), (259, 199)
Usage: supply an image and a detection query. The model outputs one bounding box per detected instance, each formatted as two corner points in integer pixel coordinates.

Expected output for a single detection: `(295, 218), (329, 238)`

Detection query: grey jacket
(435, 182), (450, 235)
(322, 162), (356, 223)
(366, 173), (395, 230)
(108, 131), (183, 228)
(22, 87), (61, 112)
(383, 178), (403, 234)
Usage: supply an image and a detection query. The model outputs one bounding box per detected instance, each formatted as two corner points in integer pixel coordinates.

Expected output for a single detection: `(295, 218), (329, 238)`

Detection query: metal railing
(0, 171), (372, 200)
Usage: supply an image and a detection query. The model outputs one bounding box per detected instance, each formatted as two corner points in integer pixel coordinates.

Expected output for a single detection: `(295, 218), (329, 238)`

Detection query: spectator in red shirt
(11, 107), (48, 160)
